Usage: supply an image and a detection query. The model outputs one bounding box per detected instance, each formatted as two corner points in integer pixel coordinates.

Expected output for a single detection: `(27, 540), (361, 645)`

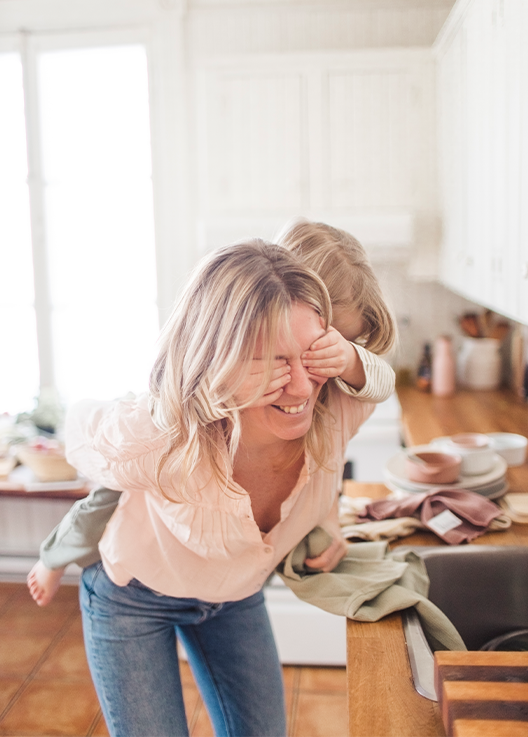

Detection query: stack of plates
(384, 445), (509, 499)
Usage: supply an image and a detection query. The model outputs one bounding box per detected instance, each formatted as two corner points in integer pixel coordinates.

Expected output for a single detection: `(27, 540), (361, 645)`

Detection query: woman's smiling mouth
(273, 400), (309, 415)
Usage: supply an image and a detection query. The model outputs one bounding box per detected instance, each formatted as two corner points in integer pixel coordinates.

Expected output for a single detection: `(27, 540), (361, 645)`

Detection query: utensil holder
(457, 337), (501, 390)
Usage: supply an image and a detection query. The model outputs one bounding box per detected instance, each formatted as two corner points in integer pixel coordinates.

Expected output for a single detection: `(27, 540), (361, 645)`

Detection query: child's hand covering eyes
(232, 359), (291, 408)
(301, 326), (357, 379)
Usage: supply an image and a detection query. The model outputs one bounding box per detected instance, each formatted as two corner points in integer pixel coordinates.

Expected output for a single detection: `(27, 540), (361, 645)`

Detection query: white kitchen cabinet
(436, 0), (528, 323)
(194, 49), (436, 261)
(519, 0), (528, 321)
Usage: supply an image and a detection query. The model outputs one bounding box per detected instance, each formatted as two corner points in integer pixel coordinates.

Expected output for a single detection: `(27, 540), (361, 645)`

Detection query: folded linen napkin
(358, 488), (509, 544)
(276, 526), (466, 652)
(341, 516), (425, 542)
(499, 493), (528, 524)
(339, 495), (425, 542)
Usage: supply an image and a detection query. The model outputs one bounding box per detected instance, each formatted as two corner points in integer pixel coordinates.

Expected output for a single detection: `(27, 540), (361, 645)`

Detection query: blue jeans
(80, 563), (286, 737)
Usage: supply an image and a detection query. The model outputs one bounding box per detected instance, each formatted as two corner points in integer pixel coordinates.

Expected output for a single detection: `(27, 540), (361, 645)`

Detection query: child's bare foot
(27, 561), (65, 606)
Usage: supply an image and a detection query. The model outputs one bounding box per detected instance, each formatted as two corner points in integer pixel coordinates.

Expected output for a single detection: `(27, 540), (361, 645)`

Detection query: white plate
(385, 478), (509, 500)
(384, 446), (508, 493)
(385, 474), (507, 497)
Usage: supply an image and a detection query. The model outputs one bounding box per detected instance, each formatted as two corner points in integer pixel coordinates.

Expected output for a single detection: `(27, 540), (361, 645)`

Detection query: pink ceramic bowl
(405, 450), (462, 485)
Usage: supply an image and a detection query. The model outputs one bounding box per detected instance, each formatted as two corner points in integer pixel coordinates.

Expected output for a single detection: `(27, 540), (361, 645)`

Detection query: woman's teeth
(277, 401), (308, 414)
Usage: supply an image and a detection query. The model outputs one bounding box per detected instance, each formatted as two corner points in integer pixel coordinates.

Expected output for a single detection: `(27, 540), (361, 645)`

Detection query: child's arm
(302, 327), (395, 403)
(40, 486), (122, 570)
(28, 486), (121, 606)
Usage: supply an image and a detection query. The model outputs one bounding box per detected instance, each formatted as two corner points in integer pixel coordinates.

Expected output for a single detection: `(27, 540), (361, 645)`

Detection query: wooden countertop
(347, 387), (528, 737)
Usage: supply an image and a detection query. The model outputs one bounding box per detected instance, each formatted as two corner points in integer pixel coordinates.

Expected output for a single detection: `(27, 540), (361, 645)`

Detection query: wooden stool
(435, 651), (528, 710)
(442, 682), (528, 735)
(453, 719), (528, 737)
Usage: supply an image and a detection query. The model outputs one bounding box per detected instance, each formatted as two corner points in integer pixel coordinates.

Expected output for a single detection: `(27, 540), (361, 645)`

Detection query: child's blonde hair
(149, 239), (333, 500)
(277, 218), (397, 355)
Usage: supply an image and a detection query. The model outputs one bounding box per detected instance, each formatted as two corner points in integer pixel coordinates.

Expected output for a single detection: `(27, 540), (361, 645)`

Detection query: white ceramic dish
(487, 433), (527, 466)
(16, 444), (77, 482)
(384, 473), (507, 496)
(430, 436), (496, 476)
(384, 446), (507, 493)
(0, 464), (87, 492)
(385, 478), (509, 500)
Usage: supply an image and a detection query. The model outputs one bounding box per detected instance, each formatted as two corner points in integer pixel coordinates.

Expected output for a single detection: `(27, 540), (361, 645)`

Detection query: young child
(27, 220), (396, 606)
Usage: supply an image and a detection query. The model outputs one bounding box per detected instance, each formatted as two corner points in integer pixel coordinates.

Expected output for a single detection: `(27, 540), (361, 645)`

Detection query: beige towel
(499, 493), (528, 524)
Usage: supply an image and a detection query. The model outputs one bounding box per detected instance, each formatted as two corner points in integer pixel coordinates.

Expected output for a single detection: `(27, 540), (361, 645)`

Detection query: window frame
(0, 11), (191, 406)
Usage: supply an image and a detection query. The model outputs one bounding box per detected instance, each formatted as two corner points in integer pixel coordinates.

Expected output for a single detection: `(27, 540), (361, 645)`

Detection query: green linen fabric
(40, 487), (121, 569)
(276, 526), (466, 652)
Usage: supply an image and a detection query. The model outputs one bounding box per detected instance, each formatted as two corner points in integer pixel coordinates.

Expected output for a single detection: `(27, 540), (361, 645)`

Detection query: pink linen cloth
(358, 489), (503, 544)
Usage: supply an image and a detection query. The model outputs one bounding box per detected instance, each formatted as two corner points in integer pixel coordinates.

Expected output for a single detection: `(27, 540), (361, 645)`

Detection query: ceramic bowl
(438, 433), (496, 476)
(16, 441), (77, 482)
(0, 453), (16, 479)
(487, 433), (527, 466)
(449, 433), (489, 449)
(405, 450), (462, 485)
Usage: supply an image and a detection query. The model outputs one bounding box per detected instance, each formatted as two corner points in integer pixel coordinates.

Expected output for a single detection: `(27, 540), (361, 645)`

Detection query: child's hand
(301, 326), (356, 379)
(233, 359), (291, 408)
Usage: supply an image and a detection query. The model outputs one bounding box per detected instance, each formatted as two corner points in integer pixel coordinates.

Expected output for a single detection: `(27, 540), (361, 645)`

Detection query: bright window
(0, 43), (159, 413)
(0, 53), (39, 414)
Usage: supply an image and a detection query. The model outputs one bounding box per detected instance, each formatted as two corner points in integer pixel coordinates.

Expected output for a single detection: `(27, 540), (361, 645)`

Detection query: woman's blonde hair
(277, 218), (397, 355)
(149, 239), (332, 501)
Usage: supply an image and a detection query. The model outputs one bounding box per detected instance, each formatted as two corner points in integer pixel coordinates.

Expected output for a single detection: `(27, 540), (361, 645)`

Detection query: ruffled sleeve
(65, 394), (167, 492)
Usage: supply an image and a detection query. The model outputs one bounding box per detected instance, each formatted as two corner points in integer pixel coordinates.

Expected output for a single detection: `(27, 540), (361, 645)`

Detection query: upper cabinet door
(198, 70), (306, 215)
(313, 53), (436, 214)
(194, 50), (435, 253)
(437, 23), (469, 296)
(488, 0), (522, 318)
(517, 0), (528, 323)
(437, 0), (526, 323)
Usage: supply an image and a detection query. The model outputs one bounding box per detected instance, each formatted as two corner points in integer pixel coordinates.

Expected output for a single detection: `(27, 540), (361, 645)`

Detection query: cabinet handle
(522, 262), (528, 279)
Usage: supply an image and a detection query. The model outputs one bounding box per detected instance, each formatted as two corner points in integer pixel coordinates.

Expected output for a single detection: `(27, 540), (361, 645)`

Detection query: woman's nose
(286, 361), (313, 398)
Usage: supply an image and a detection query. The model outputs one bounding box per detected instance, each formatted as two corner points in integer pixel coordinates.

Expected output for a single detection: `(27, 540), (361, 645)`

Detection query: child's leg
(27, 561), (65, 606)
(27, 486), (121, 606)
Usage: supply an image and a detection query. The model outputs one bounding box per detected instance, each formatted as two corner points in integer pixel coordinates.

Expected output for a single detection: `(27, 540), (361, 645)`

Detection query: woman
(66, 239), (393, 737)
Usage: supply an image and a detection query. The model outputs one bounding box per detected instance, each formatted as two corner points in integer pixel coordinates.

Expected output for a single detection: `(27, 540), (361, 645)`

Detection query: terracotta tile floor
(0, 583), (348, 737)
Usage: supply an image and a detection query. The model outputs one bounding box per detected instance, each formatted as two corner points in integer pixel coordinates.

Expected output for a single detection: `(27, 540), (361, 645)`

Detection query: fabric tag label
(426, 509), (463, 536)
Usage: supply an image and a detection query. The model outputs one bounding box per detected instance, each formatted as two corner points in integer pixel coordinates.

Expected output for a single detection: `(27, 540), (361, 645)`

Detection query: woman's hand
(233, 359), (291, 408)
(301, 327), (366, 390)
(304, 535), (347, 572)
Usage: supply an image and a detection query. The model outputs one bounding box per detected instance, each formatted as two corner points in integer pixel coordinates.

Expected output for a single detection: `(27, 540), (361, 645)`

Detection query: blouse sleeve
(64, 394), (167, 492)
(333, 343), (395, 403)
